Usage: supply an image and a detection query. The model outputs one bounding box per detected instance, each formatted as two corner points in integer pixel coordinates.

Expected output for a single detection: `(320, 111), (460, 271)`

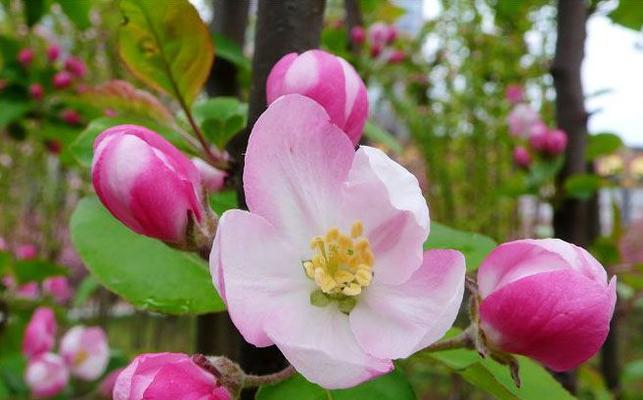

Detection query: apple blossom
(60, 326), (109, 380)
(113, 353), (231, 400)
(42, 276), (72, 303)
(18, 48), (34, 67)
(266, 50), (368, 145)
(30, 83), (44, 101)
(210, 95), (465, 389)
(25, 353), (69, 398)
(64, 57), (87, 77)
(507, 103), (540, 138)
(505, 84), (524, 104)
(23, 307), (57, 358)
(545, 129), (568, 155)
(47, 44), (60, 62)
(513, 146), (531, 169)
(192, 158), (227, 192)
(350, 26), (366, 45)
(16, 243), (37, 259)
(92, 125), (206, 245)
(477, 239), (616, 371)
(53, 71), (73, 89)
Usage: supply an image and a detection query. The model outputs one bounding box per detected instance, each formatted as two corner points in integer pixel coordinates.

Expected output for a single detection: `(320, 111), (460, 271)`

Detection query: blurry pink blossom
(46, 44), (60, 62)
(25, 353), (69, 398)
(16, 244), (37, 260)
(505, 84), (524, 104)
(16, 282), (40, 300)
(60, 109), (82, 125)
(513, 146), (531, 169)
(53, 71), (73, 89)
(30, 83), (44, 101)
(23, 307), (57, 358)
(545, 129), (568, 155)
(64, 57), (87, 78)
(42, 276), (72, 304)
(528, 121), (549, 151)
(387, 50), (405, 64)
(350, 26), (366, 45)
(60, 326), (110, 380)
(18, 48), (34, 68)
(507, 103), (540, 138)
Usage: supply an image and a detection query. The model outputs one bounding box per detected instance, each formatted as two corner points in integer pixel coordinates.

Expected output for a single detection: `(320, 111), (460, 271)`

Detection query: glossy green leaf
(118, 0), (214, 105)
(609, 0), (643, 30)
(564, 174), (602, 200)
(70, 197), (225, 315)
(193, 97), (247, 149)
(12, 260), (67, 284)
(212, 33), (250, 71)
(73, 275), (100, 307)
(209, 190), (238, 216)
(56, 0), (91, 29)
(0, 100), (32, 128)
(256, 369), (414, 400)
(425, 222), (497, 271)
(364, 121), (404, 155)
(586, 132), (624, 161)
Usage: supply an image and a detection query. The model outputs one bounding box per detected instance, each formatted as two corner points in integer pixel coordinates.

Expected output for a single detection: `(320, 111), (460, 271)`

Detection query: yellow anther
(355, 238), (370, 252)
(338, 236), (352, 250)
(314, 268), (337, 293)
(310, 236), (324, 249)
(303, 261), (315, 279)
(355, 269), (372, 286)
(326, 228), (340, 242)
(342, 283), (362, 296)
(351, 221), (364, 238)
(334, 270), (354, 284)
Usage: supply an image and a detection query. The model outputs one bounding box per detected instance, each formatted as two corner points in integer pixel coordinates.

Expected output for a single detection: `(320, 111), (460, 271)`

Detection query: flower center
(73, 349), (89, 366)
(302, 221), (374, 312)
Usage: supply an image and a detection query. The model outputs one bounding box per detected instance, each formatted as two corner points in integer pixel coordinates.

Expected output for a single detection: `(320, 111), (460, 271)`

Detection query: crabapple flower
(30, 83), (44, 101)
(507, 103), (539, 138)
(545, 129), (568, 155)
(192, 158), (226, 192)
(18, 48), (34, 67)
(210, 95), (465, 389)
(43, 276), (72, 303)
(53, 71), (73, 89)
(16, 243), (37, 259)
(64, 57), (87, 77)
(92, 125), (205, 244)
(60, 326), (109, 380)
(113, 353), (231, 400)
(505, 84), (524, 104)
(23, 307), (57, 358)
(47, 44), (60, 62)
(266, 49), (368, 145)
(477, 239), (616, 371)
(350, 26), (366, 45)
(513, 146), (531, 169)
(25, 353), (69, 398)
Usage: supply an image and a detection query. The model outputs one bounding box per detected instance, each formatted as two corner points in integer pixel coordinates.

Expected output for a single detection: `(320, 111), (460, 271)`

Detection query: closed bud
(42, 276), (72, 303)
(47, 44), (60, 62)
(23, 307), (57, 358)
(64, 57), (87, 77)
(60, 326), (109, 380)
(30, 83), (44, 101)
(192, 158), (227, 192)
(25, 353), (69, 398)
(60, 108), (82, 125)
(387, 50), (405, 64)
(512, 146), (531, 169)
(53, 71), (73, 89)
(18, 48), (34, 68)
(545, 129), (567, 155)
(350, 26), (366, 45)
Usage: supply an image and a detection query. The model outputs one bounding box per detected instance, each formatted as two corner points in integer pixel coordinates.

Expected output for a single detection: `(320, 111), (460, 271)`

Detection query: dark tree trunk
(601, 309), (621, 398)
(344, 0), (363, 53)
(225, 1), (326, 398)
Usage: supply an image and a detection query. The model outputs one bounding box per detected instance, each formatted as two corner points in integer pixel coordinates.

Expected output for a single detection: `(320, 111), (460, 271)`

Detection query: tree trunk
(344, 0), (363, 53)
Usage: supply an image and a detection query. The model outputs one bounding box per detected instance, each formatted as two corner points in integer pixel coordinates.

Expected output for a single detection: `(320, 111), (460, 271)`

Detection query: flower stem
(243, 365), (297, 388)
(423, 326), (475, 353)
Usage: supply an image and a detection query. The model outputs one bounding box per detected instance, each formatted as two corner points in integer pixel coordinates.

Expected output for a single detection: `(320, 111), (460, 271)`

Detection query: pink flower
(47, 44), (60, 62)
(53, 71), (73, 89)
(60, 108), (82, 125)
(368, 22), (396, 47)
(505, 84), (524, 104)
(528, 121), (549, 151)
(545, 129), (568, 155)
(64, 57), (87, 77)
(387, 50), (405, 64)
(16, 244), (37, 260)
(513, 146), (531, 169)
(192, 158), (227, 192)
(477, 239), (617, 371)
(18, 48), (34, 67)
(25, 353), (69, 398)
(42, 276), (72, 304)
(350, 26), (366, 45)
(30, 83), (44, 101)
(60, 326), (109, 380)
(370, 44), (382, 58)
(98, 368), (124, 399)
(113, 353), (231, 400)
(266, 49), (368, 145)
(92, 125), (204, 244)
(16, 281), (40, 300)
(23, 307), (57, 358)
(210, 95), (465, 389)
(2, 275), (16, 289)
(507, 103), (540, 138)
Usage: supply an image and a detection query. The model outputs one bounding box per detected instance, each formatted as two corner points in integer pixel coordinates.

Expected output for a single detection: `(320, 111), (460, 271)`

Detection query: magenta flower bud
(368, 22), (391, 47)
(23, 307), (57, 358)
(370, 44), (383, 58)
(53, 71), (73, 89)
(16, 243), (37, 260)
(64, 57), (87, 77)
(46, 44), (60, 62)
(507, 103), (540, 138)
(267, 49), (368, 145)
(477, 239), (616, 371)
(98, 368), (124, 399)
(505, 84), (524, 104)
(113, 353), (232, 400)
(350, 26), (366, 45)
(92, 125), (205, 244)
(60, 108), (82, 125)
(16, 281), (40, 300)
(528, 121), (548, 151)
(387, 50), (405, 64)
(25, 353), (69, 398)
(42, 276), (72, 304)
(545, 129), (568, 155)
(60, 326), (109, 380)
(45, 139), (63, 155)
(29, 83), (44, 101)
(192, 158), (227, 192)
(18, 48), (34, 68)
(512, 146), (531, 169)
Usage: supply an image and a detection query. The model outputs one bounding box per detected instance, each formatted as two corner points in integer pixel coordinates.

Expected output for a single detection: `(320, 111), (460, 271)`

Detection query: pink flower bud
(64, 57), (87, 78)
(350, 26), (366, 45)
(47, 44), (60, 62)
(25, 353), (69, 398)
(477, 239), (616, 371)
(16, 244), (37, 260)
(60, 108), (82, 125)
(370, 44), (382, 58)
(512, 146), (531, 169)
(60, 326), (109, 380)
(387, 50), (405, 64)
(30, 83), (44, 101)
(545, 129), (568, 155)
(528, 121), (548, 151)
(507, 103), (540, 138)
(42, 276), (72, 303)
(18, 48), (34, 68)
(192, 158), (227, 192)
(368, 22), (394, 47)
(92, 125), (204, 244)
(99, 368), (124, 399)
(23, 307), (57, 358)
(45, 139), (62, 155)
(505, 84), (524, 104)
(266, 49), (368, 145)
(113, 353), (231, 400)
(53, 71), (73, 89)
(386, 25), (398, 44)
(16, 281), (40, 300)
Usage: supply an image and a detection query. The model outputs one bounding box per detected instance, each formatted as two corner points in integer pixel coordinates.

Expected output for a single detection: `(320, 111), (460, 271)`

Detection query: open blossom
(53, 71), (73, 89)
(18, 48), (34, 67)
(113, 353), (231, 400)
(92, 125), (205, 244)
(477, 239), (616, 371)
(60, 326), (109, 380)
(192, 158), (227, 192)
(43, 276), (72, 303)
(210, 95), (465, 388)
(23, 307), (57, 358)
(25, 353), (69, 398)
(266, 49), (368, 145)
(64, 57), (87, 77)
(507, 103), (540, 138)
(505, 84), (524, 104)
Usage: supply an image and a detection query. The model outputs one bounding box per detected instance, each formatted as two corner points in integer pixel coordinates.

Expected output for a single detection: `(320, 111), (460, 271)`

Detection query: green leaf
(459, 363), (518, 400)
(586, 132), (623, 161)
(424, 222), (497, 271)
(212, 33), (250, 71)
(23, 0), (46, 27)
(56, 0), (91, 29)
(364, 121), (404, 155)
(118, 0), (214, 105)
(12, 260), (67, 284)
(527, 157), (564, 188)
(623, 359), (643, 384)
(209, 190), (238, 215)
(73, 275), (100, 307)
(609, 0), (643, 30)
(192, 97), (247, 149)
(256, 369), (415, 400)
(564, 174), (602, 200)
(70, 196), (225, 315)
(0, 100), (32, 128)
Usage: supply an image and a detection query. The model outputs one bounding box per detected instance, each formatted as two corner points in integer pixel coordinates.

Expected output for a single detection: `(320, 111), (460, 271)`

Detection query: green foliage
(73, 275), (100, 307)
(118, 0), (214, 106)
(257, 369), (415, 400)
(609, 0), (643, 30)
(23, 0), (46, 27)
(12, 260), (67, 284)
(425, 222), (497, 271)
(209, 190), (238, 216)
(586, 132), (624, 161)
(564, 173), (602, 200)
(56, 0), (91, 29)
(70, 197), (225, 315)
(0, 100), (32, 129)
(212, 33), (250, 71)
(192, 98), (247, 149)
(364, 121), (403, 155)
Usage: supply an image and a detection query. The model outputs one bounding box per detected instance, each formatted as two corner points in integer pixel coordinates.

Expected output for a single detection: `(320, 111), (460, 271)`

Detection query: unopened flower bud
(53, 71), (73, 89)
(512, 146), (531, 169)
(18, 48), (34, 68)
